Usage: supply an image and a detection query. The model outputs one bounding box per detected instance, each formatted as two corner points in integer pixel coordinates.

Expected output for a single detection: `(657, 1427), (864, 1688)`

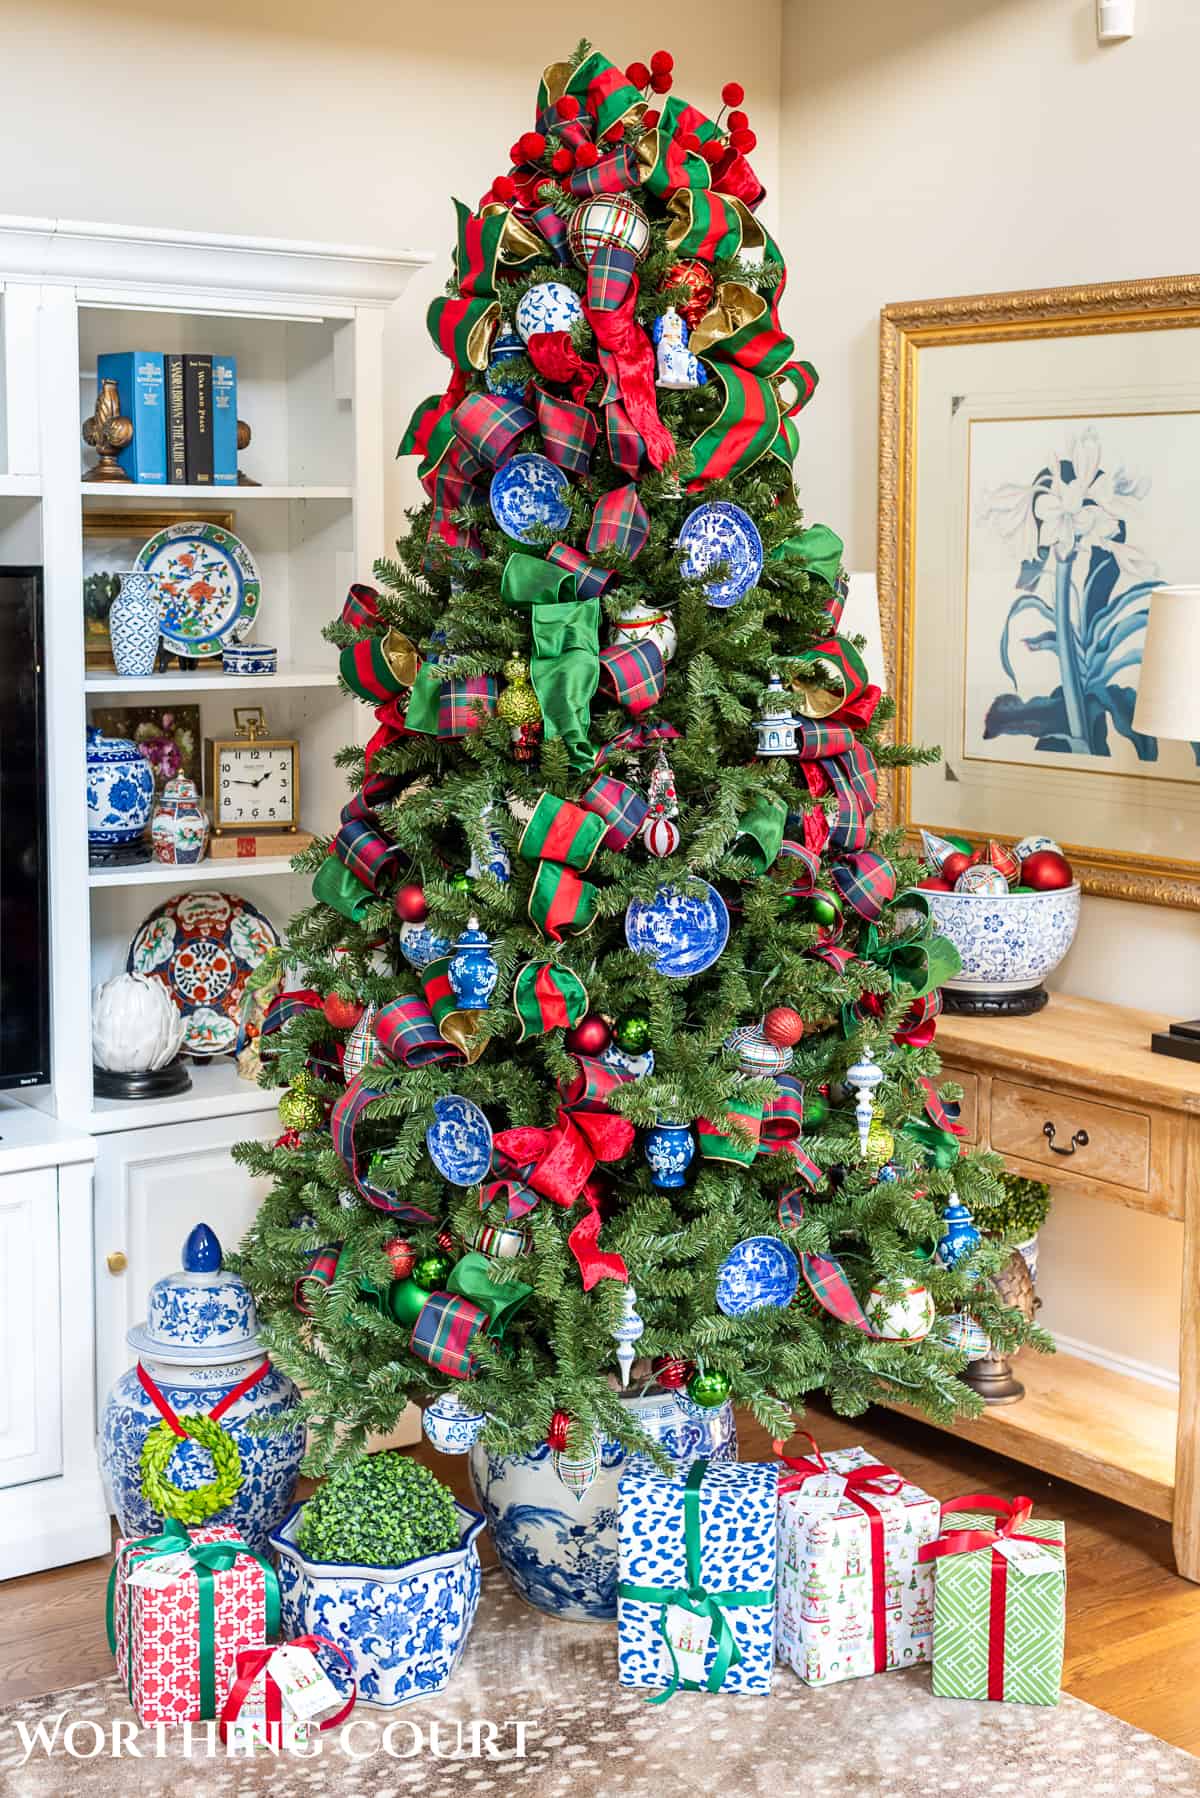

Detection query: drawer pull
(1043, 1121), (1089, 1157)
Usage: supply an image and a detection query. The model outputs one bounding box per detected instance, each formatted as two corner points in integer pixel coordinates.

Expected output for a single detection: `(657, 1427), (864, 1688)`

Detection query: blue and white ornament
(426, 1094), (493, 1187)
(754, 676), (800, 757)
(467, 805), (511, 884)
(515, 281), (584, 343)
(625, 882), (730, 979)
(399, 918), (452, 971)
(845, 1046), (884, 1157)
(677, 501), (764, 608)
(602, 1042), (655, 1080)
(936, 1197), (981, 1270)
(422, 1390), (487, 1455)
(485, 319), (527, 398)
(612, 1285), (644, 1388)
(653, 307), (707, 390)
(1015, 835), (1061, 862)
(645, 1120), (695, 1189)
(489, 452), (572, 543)
(448, 917), (497, 1010)
(715, 1236), (800, 1317)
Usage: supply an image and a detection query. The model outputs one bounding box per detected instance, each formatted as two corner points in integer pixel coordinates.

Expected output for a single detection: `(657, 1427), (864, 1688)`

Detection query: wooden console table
(888, 994), (1200, 1579)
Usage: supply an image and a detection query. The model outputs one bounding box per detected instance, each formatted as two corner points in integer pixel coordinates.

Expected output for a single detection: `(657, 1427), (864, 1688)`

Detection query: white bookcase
(0, 217), (430, 1573)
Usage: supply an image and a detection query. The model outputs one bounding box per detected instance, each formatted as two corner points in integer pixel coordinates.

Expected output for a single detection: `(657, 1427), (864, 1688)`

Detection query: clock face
(215, 744), (296, 828)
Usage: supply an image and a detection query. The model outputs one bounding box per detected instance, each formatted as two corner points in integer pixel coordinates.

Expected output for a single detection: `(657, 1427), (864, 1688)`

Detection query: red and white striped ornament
(641, 743), (680, 857)
(643, 815), (681, 857)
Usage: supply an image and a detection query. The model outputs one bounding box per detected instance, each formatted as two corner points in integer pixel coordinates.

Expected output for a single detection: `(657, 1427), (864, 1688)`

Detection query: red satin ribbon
(917, 1493), (1041, 1701)
(493, 1105), (633, 1288)
(219, 1633), (357, 1749)
(585, 277), (676, 471)
(138, 1358), (271, 1436)
(526, 330), (601, 404)
(774, 1432), (905, 1675)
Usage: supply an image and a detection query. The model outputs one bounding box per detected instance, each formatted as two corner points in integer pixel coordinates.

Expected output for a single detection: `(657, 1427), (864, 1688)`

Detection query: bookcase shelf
(84, 666), (340, 695)
(88, 852), (303, 889)
(80, 483), (353, 503)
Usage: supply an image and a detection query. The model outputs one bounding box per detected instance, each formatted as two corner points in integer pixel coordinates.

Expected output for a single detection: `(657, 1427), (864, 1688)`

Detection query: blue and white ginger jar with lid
(99, 1223), (305, 1554)
(86, 725), (155, 849)
(447, 916), (498, 1010)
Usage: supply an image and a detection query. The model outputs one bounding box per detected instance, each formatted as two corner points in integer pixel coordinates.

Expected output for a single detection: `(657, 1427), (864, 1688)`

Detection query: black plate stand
(942, 986), (1049, 1017)
(93, 1060), (193, 1100)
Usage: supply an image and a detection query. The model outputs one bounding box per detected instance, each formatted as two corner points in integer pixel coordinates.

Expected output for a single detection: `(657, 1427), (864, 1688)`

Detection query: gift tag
(662, 1605), (712, 1685)
(797, 1472), (848, 1501)
(127, 1552), (196, 1589)
(994, 1537), (1061, 1576)
(267, 1645), (343, 1720)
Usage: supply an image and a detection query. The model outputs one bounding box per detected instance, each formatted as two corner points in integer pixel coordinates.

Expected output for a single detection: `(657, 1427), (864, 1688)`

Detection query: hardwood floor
(3, 1401), (1199, 1755)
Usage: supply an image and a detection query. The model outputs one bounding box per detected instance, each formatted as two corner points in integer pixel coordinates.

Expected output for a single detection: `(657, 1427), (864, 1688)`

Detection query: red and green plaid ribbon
(260, 988), (321, 1051)
(802, 1253), (878, 1335)
(594, 723), (681, 766)
(560, 1053), (631, 1107)
(584, 249), (676, 472)
(452, 390), (535, 468)
(482, 1175), (541, 1222)
(341, 583), (380, 632)
(697, 1095), (763, 1166)
(375, 993), (464, 1067)
(546, 542), (616, 599)
(333, 816), (403, 895)
(437, 675), (498, 737)
(579, 772), (648, 849)
(528, 861), (598, 940)
(518, 792), (607, 871)
(794, 718), (879, 852)
(295, 1245), (341, 1315)
(568, 144), (640, 196)
(331, 1075), (437, 1219)
(587, 481), (650, 559)
(513, 961), (589, 1040)
(409, 1291), (489, 1379)
(830, 850), (897, 923)
(530, 198), (572, 262)
(605, 401), (644, 476)
(598, 640), (666, 715)
(532, 386), (597, 475)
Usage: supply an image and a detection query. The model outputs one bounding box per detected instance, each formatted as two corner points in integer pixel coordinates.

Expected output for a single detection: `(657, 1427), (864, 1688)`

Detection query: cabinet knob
(106, 1250), (128, 1274)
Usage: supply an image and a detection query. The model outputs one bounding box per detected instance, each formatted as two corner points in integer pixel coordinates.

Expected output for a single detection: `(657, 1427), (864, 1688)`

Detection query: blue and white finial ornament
(613, 1285), (645, 1388)
(845, 1048), (884, 1157)
(182, 1223), (222, 1272)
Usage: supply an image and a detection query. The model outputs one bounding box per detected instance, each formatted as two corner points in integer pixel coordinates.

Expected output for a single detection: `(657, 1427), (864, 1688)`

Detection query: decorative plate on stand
(127, 890), (279, 1057)
(136, 521), (261, 660)
(625, 882), (730, 979)
(677, 502), (764, 608)
(489, 454), (572, 544)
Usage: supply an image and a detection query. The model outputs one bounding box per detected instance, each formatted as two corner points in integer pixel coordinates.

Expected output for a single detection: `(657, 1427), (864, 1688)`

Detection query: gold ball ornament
(278, 1087), (323, 1133)
(865, 1118), (895, 1166)
(496, 656), (542, 728)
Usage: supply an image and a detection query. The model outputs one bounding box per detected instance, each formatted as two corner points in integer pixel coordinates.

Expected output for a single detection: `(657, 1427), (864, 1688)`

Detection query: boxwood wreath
(139, 1415), (243, 1526)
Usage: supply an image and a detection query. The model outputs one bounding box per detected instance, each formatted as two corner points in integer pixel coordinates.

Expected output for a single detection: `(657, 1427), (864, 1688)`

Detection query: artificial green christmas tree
(232, 41), (1042, 1474)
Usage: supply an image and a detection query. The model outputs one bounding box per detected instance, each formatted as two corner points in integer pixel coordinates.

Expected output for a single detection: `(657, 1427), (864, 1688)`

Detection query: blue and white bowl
(426, 1094), (493, 1186)
(270, 1499), (484, 1708)
(925, 884), (1081, 997)
(222, 642), (277, 676)
(625, 881), (730, 979)
(716, 1236), (800, 1316)
(489, 453), (572, 543)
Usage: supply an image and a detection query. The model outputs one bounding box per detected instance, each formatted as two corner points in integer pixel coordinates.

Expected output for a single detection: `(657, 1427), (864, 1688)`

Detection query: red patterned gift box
(107, 1521), (280, 1726)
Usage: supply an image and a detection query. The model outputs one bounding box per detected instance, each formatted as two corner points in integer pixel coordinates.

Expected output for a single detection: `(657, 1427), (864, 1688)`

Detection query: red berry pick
(625, 60), (651, 88)
(730, 128), (757, 152)
(519, 130), (546, 162)
(727, 110), (749, 132)
(650, 50), (674, 75)
(722, 81), (745, 107)
(551, 147), (573, 174)
(650, 69), (674, 94)
(642, 108), (661, 130)
(556, 94), (581, 119)
(574, 142), (600, 169)
(492, 175), (516, 202)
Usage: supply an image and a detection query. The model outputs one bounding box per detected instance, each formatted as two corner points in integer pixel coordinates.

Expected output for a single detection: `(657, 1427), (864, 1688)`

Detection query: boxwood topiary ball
(297, 1450), (460, 1567)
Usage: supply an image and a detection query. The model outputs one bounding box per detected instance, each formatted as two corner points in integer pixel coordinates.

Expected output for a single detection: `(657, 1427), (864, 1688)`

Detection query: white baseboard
(1050, 1330), (1178, 1394)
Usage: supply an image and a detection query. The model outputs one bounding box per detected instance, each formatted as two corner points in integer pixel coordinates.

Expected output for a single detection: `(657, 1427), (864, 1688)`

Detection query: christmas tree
(232, 42), (1040, 1472)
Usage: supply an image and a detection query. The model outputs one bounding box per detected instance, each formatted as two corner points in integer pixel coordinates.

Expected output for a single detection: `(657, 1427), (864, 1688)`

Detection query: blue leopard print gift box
(617, 1457), (778, 1698)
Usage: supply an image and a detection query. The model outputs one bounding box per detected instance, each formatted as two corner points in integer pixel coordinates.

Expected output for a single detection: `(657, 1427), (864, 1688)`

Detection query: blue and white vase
(108, 570), (161, 677)
(270, 1499), (484, 1708)
(447, 917), (497, 1010)
(469, 1388), (736, 1622)
(422, 1391), (486, 1455)
(99, 1224), (304, 1555)
(645, 1120), (695, 1189)
(936, 1197), (982, 1270)
(86, 726), (155, 849)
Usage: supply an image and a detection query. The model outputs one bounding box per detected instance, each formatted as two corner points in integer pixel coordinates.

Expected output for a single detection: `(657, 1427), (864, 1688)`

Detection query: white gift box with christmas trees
(774, 1438), (940, 1687)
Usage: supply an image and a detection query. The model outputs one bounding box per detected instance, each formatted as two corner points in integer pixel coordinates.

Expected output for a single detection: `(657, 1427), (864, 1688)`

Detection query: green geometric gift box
(923, 1502), (1066, 1706)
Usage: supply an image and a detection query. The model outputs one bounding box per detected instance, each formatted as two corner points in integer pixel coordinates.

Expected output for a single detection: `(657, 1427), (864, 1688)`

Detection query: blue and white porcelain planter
(469, 1389), (737, 1622)
(269, 1500), (484, 1708)
(86, 726), (155, 848)
(108, 570), (161, 677)
(925, 884), (1081, 997)
(99, 1225), (304, 1555)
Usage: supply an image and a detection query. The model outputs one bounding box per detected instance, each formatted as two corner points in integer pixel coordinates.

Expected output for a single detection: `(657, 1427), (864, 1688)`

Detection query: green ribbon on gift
(312, 853), (374, 923)
(446, 1250), (533, 1338)
(733, 791), (787, 874)
(901, 1117), (962, 1170)
(617, 1459), (774, 1704)
(500, 554), (599, 774)
(105, 1520), (280, 1719)
(769, 522), (844, 588)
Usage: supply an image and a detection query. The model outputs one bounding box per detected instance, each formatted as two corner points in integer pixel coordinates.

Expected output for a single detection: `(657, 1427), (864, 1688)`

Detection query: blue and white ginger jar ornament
(448, 917), (497, 1010)
(754, 676), (801, 757)
(422, 1390), (487, 1455)
(936, 1196), (981, 1270)
(645, 1120), (695, 1189)
(99, 1224), (304, 1554)
(485, 319), (527, 398)
(86, 725), (155, 850)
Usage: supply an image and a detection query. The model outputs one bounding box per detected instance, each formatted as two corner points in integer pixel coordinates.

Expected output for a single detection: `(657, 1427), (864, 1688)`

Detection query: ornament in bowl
(92, 971), (190, 1099)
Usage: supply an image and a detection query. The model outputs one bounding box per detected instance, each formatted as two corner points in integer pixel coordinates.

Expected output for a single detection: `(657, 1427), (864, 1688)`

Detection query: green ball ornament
(802, 1093), (830, 1130)
(687, 1368), (732, 1408)
(614, 1009), (652, 1053)
(448, 873), (473, 897)
(806, 893), (842, 929)
(412, 1251), (453, 1289)
(386, 1275), (433, 1326)
(278, 1088), (323, 1133)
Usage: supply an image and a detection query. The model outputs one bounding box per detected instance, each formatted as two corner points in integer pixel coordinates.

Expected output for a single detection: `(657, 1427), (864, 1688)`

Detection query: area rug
(3, 1571), (1198, 1797)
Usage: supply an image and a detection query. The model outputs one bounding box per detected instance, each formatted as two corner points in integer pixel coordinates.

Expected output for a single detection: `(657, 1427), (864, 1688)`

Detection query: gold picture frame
(879, 274), (1200, 911)
(82, 506), (236, 670)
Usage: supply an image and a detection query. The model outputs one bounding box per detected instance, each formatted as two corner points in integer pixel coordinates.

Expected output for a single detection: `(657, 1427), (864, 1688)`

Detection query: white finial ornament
(613, 1285), (645, 1387)
(845, 1047), (884, 1157)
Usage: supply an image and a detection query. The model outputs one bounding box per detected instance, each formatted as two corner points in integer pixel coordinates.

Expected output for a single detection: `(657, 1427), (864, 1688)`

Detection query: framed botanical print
(879, 274), (1200, 909)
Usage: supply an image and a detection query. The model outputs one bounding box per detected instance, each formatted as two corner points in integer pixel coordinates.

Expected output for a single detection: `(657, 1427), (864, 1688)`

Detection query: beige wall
(780, 0), (1191, 1378)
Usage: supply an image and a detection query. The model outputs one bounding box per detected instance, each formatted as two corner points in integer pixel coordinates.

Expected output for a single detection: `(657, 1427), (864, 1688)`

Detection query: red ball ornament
(492, 175), (516, 202)
(556, 95), (581, 119)
(564, 1013), (612, 1057)
(763, 1006), (805, 1048)
(730, 127), (757, 152)
(642, 108), (661, 129)
(940, 851), (973, 886)
(551, 147), (573, 174)
(382, 1237), (415, 1279)
(650, 50), (675, 75)
(574, 142), (600, 168)
(650, 70), (674, 94)
(662, 258), (716, 330)
(916, 874), (953, 892)
(393, 883), (428, 924)
(727, 109), (749, 132)
(1021, 848), (1074, 891)
(519, 131), (547, 162)
(547, 1409), (570, 1453)
(322, 993), (364, 1031)
(653, 1356), (695, 1390)
(722, 81), (746, 107)
(274, 1129), (303, 1151)
(437, 1227), (456, 1253)
(625, 60), (651, 88)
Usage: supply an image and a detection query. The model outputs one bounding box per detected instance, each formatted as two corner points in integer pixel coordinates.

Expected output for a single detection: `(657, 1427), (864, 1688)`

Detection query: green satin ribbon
(902, 1118), (962, 1170)
(106, 1522), (281, 1718)
(617, 1459), (774, 1703)
(403, 658), (444, 734)
(500, 554), (599, 773)
(446, 1250), (533, 1339)
(769, 522), (844, 588)
(733, 791), (787, 874)
(861, 914), (962, 1002)
(312, 854), (374, 923)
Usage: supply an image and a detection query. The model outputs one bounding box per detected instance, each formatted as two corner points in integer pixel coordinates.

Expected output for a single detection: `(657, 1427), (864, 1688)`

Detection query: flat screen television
(0, 566), (50, 1088)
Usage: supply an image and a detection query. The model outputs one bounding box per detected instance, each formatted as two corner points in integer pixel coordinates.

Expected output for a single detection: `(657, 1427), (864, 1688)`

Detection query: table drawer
(939, 1065), (978, 1141)
(990, 1079), (1150, 1189)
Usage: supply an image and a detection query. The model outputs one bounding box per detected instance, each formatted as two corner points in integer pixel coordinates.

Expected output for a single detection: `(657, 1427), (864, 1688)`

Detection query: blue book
(211, 353), (238, 486)
(96, 351), (166, 484)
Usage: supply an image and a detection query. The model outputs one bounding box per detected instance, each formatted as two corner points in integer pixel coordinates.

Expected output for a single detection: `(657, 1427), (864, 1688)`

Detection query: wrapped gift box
(923, 1500), (1066, 1706)
(617, 1457), (778, 1697)
(775, 1443), (940, 1687)
(109, 1524), (276, 1725)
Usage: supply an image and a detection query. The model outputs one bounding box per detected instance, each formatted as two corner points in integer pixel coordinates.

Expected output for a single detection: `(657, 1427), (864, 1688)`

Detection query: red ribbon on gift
(493, 1102), (633, 1289)
(773, 1431), (905, 1675)
(917, 1493), (1043, 1701)
(219, 1633), (357, 1750)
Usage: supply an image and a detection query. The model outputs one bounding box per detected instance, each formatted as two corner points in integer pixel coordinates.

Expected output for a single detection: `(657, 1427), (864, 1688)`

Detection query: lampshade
(1132, 585), (1200, 742)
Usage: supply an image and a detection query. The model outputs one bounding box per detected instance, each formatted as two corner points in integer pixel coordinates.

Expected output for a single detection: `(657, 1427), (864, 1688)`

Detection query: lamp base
(1150, 1019), (1200, 1063)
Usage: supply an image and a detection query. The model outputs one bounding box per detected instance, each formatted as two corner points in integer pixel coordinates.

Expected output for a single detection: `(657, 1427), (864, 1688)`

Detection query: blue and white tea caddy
(448, 916), (498, 1010)
(99, 1223), (305, 1554)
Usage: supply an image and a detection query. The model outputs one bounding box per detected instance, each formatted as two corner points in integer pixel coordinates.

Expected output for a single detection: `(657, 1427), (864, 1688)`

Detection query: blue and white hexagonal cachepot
(468, 1389), (737, 1622)
(269, 1500), (485, 1708)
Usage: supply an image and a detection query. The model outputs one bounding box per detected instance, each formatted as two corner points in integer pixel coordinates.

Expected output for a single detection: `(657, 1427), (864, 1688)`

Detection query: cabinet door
(94, 1115), (276, 1407)
(0, 1167), (63, 1488)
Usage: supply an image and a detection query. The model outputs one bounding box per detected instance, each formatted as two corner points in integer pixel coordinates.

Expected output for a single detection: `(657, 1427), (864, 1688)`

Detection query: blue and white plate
(677, 502), (764, 608)
(514, 281), (585, 344)
(135, 520), (261, 659)
(426, 1094), (493, 1187)
(489, 454), (572, 544)
(625, 882), (730, 979)
(399, 919), (452, 971)
(716, 1236), (800, 1317)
